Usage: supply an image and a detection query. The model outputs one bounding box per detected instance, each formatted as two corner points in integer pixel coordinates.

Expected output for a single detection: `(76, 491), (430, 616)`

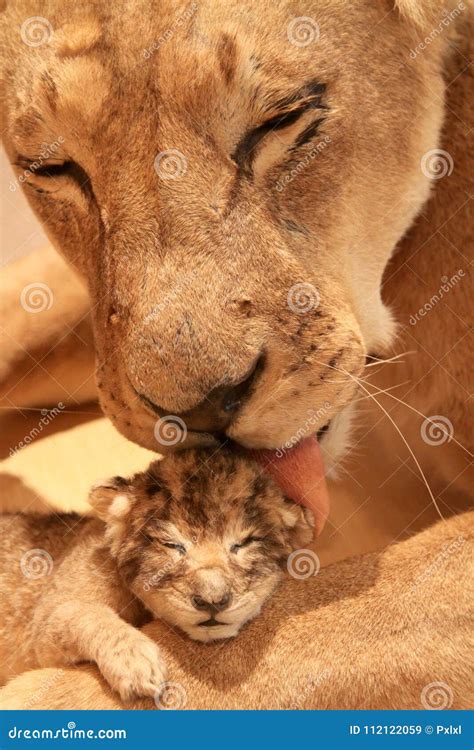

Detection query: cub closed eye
(230, 535), (263, 553)
(162, 541), (186, 555)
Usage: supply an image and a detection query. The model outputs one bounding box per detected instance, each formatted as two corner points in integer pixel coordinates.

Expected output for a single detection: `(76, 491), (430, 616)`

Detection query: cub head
(89, 448), (313, 642)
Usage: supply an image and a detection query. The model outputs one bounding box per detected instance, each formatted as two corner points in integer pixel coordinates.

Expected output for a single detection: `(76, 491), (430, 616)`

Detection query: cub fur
(0, 448), (313, 700)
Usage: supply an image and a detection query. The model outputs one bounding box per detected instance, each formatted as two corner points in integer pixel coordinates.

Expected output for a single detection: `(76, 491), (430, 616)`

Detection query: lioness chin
(0, 448), (313, 700)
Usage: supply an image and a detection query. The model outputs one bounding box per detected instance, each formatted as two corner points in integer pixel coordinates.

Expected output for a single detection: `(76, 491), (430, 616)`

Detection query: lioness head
(1, 1), (453, 464)
(90, 448), (313, 641)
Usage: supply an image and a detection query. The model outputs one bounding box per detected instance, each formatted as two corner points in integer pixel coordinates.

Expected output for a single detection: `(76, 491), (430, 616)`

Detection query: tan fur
(1, 511), (472, 710)
(0, 449), (312, 700)
(1, 0), (461, 464)
(0, 0), (472, 710)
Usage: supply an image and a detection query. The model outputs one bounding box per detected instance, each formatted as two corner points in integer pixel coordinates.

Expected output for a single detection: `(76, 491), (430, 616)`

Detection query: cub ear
(278, 499), (315, 549)
(289, 505), (315, 549)
(88, 476), (133, 522)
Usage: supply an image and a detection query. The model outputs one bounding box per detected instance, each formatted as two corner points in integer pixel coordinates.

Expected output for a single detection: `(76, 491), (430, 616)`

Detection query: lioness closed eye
(0, 448), (313, 701)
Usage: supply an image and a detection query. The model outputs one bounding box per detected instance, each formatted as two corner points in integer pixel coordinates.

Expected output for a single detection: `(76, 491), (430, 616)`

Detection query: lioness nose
(191, 593), (232, 613)
(139, 352), (265, 433)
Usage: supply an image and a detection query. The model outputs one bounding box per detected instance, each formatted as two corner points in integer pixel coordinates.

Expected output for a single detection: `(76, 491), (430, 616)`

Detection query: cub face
(90, 448), (313, 642)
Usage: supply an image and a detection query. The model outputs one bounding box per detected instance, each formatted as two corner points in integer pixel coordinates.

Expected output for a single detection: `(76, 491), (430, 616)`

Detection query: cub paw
(99, 633), (168, 702)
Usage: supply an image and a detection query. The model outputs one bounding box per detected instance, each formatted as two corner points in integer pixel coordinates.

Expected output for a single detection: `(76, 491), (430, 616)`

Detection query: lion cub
(0, 448), (313, 700)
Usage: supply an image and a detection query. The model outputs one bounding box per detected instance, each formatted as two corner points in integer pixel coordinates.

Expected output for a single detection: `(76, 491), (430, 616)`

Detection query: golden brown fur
(0, 0), (472, 710)
(1, 0), (460, 462)
(0, 449), (312, 699)
(1, 511), (472, 710)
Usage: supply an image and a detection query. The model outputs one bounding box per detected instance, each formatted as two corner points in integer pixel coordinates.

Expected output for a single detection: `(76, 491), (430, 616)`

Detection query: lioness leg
(1, 245), (96, 407)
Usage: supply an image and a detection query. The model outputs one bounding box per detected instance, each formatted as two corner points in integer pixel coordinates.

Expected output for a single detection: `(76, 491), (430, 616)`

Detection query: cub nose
(191, 593), (232, 613)
(138, 352), (265, 433)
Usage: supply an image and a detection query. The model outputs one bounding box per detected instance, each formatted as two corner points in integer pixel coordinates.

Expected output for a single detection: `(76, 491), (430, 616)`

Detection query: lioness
(0, 448), (313, 699)
(0, 0), (472, 709)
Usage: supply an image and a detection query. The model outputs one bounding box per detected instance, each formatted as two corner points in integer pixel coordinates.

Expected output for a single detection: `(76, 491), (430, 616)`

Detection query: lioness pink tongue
(251, 434), (329, 536)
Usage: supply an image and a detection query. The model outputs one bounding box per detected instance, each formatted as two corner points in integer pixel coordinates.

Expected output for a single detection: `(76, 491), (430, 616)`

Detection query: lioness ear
(88, 477), (133, 522)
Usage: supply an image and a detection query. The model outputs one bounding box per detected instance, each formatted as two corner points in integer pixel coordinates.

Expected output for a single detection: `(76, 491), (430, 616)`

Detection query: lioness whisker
(311, 356), (445, 522)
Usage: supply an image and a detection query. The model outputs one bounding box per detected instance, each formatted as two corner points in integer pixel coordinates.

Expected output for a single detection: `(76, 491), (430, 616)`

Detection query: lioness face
(90, 449), (313, 641)
(1, 1), (446, 462)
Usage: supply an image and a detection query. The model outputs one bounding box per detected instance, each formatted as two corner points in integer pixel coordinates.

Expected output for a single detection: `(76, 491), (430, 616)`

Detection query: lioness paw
(98, 634), (167, 702)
